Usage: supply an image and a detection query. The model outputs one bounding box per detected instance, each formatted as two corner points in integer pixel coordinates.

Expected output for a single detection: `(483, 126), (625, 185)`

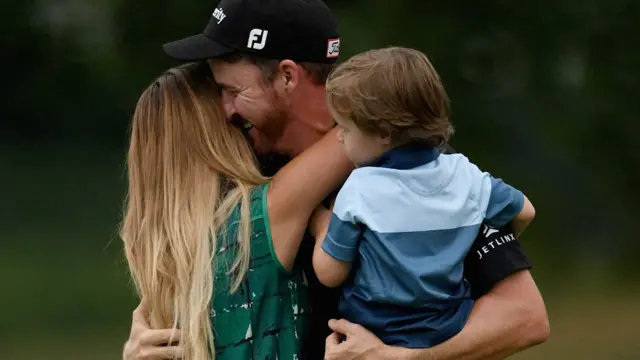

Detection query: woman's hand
(123, 301), (183, 360)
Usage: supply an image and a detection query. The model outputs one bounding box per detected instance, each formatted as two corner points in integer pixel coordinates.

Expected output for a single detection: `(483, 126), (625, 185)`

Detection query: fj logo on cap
(247, 29), (268, 50)
(212, 8), (226, 24)
(327, 38), (340, 58)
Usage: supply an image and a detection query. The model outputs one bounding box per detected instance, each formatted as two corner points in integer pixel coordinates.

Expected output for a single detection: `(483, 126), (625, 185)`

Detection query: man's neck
(273, 85), (334, 157)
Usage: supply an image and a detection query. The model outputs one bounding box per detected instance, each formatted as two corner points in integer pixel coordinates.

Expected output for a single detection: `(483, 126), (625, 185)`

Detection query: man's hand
(324, 319), (388, 360)
(122, 301), (183, 360)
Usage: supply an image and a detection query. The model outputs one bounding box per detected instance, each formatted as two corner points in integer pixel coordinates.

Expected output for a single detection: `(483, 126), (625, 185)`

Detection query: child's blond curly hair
(326, 47), (454, 148)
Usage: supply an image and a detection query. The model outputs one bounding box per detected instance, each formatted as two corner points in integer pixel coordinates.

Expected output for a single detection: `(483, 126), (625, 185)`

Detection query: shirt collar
(369, 144), (440, 170)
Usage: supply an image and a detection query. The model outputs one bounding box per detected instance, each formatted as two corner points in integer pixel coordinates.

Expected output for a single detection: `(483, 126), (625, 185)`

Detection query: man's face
(208, 59), (287, 154)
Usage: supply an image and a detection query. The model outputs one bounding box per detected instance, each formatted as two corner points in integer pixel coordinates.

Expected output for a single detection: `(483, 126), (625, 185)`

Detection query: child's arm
(308, 205), (332, 241)
(310, 183), (362, 288)
(310, 206), (352, 288)
(511, 194), (535, 236)
(485, 176), (535, 237)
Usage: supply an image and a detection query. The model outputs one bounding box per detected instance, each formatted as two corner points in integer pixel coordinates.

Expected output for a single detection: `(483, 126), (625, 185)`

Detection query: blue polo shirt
(321, 145), (525, 348)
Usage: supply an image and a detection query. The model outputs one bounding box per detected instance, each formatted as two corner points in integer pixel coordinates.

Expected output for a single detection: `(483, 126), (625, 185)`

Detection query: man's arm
(325, 270), (548, 360)
(381, 270), (548, 360)
(386, 224), (549, 360)
(325, 226), (549, 360)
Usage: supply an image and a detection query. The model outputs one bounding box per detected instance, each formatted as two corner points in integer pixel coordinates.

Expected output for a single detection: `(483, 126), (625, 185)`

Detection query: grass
(512, 290), (640, 360)
(3, 289), (639, 360)
(2, 143), (638, 359)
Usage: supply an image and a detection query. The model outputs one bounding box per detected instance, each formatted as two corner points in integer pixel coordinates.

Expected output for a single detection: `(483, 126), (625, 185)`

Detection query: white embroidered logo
(247, 29), (268, 50)
(212, 8), (226, 24)
(326, 38), (340, 58)
(482, 224), (500, 238)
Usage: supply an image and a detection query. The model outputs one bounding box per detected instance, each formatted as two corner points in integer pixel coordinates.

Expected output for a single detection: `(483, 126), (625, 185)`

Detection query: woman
(120, 62), (351, 360)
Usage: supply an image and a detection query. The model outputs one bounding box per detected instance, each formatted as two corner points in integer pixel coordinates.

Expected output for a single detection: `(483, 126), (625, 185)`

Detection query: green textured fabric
(211, 183), (311, 360)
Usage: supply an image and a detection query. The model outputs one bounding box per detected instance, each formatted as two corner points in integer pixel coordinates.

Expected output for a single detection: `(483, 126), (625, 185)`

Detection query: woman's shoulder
(224, 183), (270, 225)
(252, 182), (269, 199)
(250, 182), (269, 217)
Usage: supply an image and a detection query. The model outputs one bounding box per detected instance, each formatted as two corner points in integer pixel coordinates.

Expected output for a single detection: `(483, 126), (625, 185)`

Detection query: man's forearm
(379, 270), (549, 360)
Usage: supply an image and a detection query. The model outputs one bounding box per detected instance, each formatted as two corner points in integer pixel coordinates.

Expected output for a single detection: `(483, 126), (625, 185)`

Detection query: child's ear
(379, 131), (393, 145)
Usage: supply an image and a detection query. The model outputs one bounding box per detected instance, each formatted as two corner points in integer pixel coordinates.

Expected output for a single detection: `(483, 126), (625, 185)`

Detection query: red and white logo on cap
(327, 38), (340, 58)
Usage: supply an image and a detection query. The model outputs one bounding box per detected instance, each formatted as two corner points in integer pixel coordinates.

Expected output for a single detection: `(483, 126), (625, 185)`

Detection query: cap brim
(162, 34), (234, 61)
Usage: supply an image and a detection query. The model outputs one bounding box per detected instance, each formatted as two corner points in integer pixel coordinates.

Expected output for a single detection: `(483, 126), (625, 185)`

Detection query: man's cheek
(236, 100), (265, 127)
(247, 128), (274, 154)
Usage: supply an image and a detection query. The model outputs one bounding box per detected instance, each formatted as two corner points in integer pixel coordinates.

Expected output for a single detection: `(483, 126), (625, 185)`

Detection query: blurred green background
(2, 0), (639, 359)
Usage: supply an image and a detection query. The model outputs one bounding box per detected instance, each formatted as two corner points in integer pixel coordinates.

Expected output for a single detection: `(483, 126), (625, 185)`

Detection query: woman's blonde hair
(121, 62), (267, 359)
(326, 47), (454, 148)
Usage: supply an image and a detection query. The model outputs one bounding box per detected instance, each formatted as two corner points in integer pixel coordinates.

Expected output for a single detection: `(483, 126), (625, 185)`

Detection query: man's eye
(222, 88), (240, 96)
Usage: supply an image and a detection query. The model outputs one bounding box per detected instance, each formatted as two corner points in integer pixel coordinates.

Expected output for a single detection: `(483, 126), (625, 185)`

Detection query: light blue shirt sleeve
(484, 176), (525, 228)
(321, 175), (363, 262)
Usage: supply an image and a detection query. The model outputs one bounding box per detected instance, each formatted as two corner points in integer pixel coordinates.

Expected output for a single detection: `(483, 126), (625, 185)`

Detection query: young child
(310, 47), (535, 348)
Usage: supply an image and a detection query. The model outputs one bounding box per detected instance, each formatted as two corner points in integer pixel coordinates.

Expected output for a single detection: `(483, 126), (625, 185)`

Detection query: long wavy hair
(121, 62), (267, 359)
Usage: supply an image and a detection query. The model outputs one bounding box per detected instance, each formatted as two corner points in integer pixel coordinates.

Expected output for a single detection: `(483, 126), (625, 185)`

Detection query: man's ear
(278, 59), (300, 92)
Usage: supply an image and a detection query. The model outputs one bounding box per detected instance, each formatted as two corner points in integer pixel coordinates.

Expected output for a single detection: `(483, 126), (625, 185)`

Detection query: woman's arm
(267, 128), (354, 271)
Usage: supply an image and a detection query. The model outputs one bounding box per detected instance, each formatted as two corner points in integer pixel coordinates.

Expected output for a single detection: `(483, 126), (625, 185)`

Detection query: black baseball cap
(162, 0), (340, 64)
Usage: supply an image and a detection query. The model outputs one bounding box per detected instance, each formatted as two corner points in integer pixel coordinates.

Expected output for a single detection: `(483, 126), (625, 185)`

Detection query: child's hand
(513, 195), (535, 236)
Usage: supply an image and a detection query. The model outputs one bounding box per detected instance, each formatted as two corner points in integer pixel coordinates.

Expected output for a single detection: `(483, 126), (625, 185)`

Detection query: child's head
(326, 47), (453, 166)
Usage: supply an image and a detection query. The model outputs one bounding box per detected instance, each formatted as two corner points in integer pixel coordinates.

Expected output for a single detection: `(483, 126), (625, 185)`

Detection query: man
(123, 0), (549, 359)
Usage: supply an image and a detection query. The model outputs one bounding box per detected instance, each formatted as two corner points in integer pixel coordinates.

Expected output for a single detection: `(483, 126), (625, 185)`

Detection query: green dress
(211, 183), (311, 360)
